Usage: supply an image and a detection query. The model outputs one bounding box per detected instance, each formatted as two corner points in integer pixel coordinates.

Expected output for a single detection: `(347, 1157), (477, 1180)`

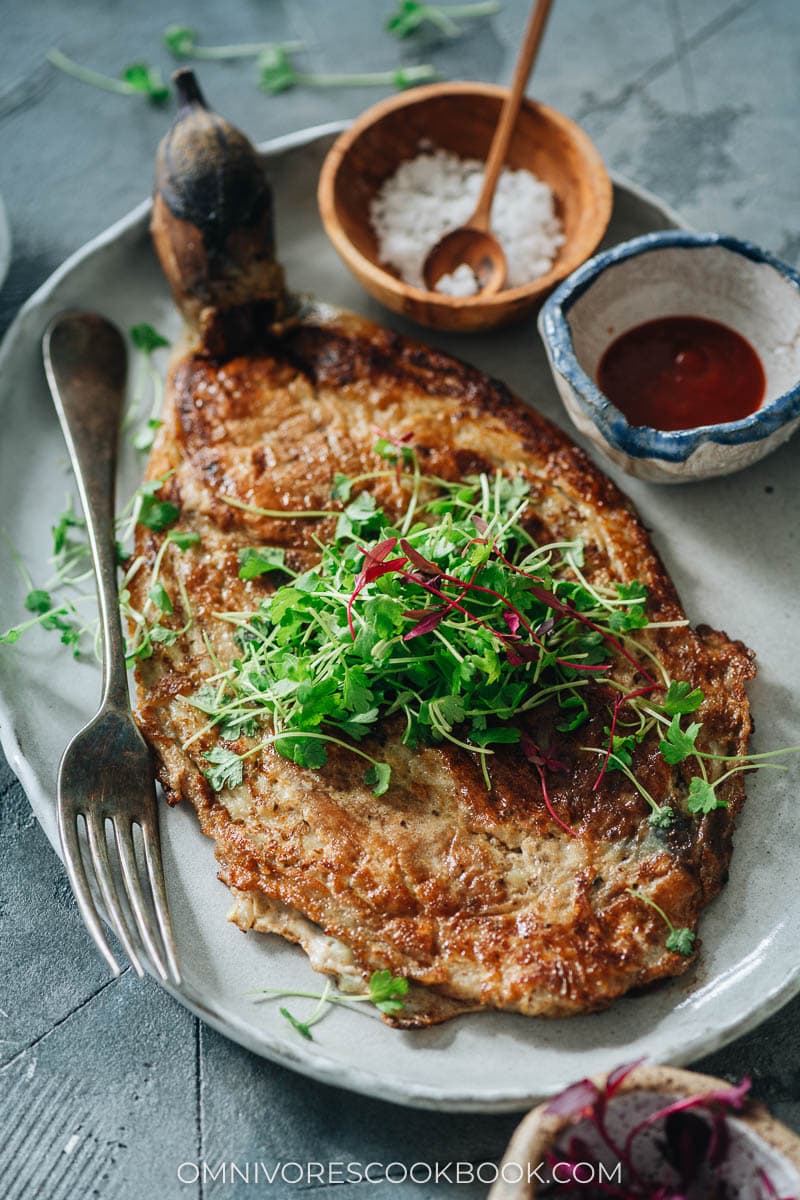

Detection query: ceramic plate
(1, 124), (797, 1113)
(0, 194), (11, 291)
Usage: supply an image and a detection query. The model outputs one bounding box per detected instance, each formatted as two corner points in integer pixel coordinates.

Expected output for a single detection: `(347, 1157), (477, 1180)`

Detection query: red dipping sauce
(597, 315), (765, 431)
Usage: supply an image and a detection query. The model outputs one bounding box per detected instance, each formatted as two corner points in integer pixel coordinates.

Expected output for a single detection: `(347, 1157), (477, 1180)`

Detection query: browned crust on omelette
(132, 307), (755, 1023)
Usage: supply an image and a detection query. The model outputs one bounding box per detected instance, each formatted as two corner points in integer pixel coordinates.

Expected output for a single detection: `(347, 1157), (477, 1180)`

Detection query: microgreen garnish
(130, 323), (170, 354)
(163, 26), (304, 61)
(627, 887), (696, 957)
(386, 1), (500, 39)
(46, 49), (170, 103)
(148, 581), (173, 614)
(663, 679), (704, 715)
(185, 444), (677, 822)
(238, 546), (291, 580)
(137, 493), (179, 532)
(258, 45), (437, 95)
(686, 776), (728, 815)
(126, 323), (171, 452)
(659, 715), (702, 764)
(167, 530), (200, 552)
(203, 746), (244, 792)
(252, 969), (409, 1040)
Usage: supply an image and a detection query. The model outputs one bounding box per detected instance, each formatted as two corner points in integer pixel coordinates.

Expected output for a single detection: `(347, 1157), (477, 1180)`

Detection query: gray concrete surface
(1, 1), (799, 1196)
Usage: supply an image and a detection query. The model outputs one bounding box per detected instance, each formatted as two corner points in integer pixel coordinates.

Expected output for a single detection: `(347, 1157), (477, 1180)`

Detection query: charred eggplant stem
(151, 69), (288, 348)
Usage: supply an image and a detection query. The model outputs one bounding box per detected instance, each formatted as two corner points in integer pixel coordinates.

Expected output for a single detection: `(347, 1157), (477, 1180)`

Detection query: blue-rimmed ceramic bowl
(538, 232), (800, 482)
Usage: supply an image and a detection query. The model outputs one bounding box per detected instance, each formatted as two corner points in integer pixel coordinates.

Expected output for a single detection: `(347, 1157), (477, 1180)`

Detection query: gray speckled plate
(0, 194), (11, 290)
(1, 124), (797, 1113)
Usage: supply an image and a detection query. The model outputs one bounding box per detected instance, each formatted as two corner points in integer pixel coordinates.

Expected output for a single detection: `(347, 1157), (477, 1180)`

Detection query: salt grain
(435, 263), (480, 297)
(370, 147), (565, 291)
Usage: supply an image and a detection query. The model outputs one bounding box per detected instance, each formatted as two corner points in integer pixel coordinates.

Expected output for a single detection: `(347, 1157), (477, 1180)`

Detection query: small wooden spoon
(422, 0), (554, 296)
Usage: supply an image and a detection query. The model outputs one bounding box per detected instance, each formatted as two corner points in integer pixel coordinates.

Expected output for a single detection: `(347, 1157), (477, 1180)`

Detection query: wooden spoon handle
(471, 0), (554, 231)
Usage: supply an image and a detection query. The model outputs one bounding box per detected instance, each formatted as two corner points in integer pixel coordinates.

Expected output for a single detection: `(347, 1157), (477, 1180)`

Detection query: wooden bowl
(490, 1065), (800, 1198)
(317, 82), (613, 333)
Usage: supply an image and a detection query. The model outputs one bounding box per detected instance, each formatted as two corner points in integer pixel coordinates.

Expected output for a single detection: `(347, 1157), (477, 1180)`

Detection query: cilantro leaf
(138, 494), (179, 532)
(666, 927), (696, 957)
(149, 625), (179, 646)
(203, 746), (244, 792)
(130, 323), (170, 353)
(659, 715), (702, 765)
(469, 726), (521, 747)
(364, 761), (391, 796)
(686, 776), (728, 815)
(616, 580), (648, 603)
(342, 666), (374, 714)
(374, 436), (413, 465)
(649, 805), (676, 829)
(331, 473), (352, 502)
(555, 693), (589, 732)
(607, 605), (648, 632)
(335, 491), (378, 541)
(167, 529), (200, 551)
(274, 735), (328, 770)
(148, 581), (173, 614)
(604, 730), (636, 772)
(368, 969), (409, 1014)
(434, 694), (465, 730)
(663, 680), (705, 716)
(238, 546), (288, 580)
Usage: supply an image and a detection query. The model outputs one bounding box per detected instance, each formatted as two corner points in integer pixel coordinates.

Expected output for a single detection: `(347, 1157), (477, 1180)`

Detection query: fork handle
(43, 312), (130, 713)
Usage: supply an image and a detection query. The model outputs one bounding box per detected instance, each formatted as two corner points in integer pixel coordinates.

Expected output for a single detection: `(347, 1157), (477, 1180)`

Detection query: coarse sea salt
(370, 147), (565, 292)
(435, 263), (480, 297)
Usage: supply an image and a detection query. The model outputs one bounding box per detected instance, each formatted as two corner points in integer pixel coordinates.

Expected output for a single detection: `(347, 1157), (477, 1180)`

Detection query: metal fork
(43, 311), (181, 986)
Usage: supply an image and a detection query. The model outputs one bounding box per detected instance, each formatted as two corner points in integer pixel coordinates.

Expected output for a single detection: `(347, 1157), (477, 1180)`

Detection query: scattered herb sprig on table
(258, 46), (437, 95)
(163, 25), (304, 61)
(46, 49), (170, 103)
(386, 0), (501, 39)
(252, 969), (409, 1040)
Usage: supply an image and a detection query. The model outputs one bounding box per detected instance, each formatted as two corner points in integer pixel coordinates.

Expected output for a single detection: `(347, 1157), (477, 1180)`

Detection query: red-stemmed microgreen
(543, 1062), (762, 1197)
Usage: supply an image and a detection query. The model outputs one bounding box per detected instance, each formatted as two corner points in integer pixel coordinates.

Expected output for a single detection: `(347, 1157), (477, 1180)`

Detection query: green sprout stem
(47, 49), (140, 95)
(46, 50), (169, 102)
(626, 886), (696, 957)
(218, 495), (338, 520)
(168, 33), (305, 60)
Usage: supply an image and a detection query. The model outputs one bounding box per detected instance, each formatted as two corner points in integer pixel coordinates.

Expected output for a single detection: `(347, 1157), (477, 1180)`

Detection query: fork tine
(111, 816), (172, 984)
(84, 811), (145, 978)
(140, 817), (182, 986)
(58, 809), (122, 978)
